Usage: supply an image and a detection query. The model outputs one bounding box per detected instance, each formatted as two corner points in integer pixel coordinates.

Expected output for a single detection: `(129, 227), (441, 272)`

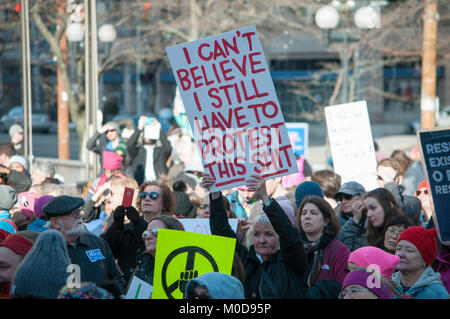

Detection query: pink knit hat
(17, 192), (40, 220)
(348, 246), (400, 280)
(102, 151), (123, 170)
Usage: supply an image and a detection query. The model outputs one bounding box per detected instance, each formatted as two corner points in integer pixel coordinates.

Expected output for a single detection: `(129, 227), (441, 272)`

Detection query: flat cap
(42, 195), (84, 217)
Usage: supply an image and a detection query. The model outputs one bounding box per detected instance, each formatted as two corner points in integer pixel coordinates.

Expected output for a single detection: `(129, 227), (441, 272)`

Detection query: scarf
(302, 232), (334, 287)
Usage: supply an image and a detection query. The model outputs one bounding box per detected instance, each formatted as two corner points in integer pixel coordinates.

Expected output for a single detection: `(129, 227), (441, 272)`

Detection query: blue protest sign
(286, 123), (309, 157)
(418, 127), (450, 243)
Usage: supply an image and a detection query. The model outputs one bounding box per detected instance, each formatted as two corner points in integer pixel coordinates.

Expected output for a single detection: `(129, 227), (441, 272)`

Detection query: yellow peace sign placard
(152, 229), (236, 299)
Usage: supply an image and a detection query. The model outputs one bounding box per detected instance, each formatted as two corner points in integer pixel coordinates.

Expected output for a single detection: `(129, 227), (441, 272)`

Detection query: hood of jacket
(391, 266), (445, 296)
(184, 272), (244, 299)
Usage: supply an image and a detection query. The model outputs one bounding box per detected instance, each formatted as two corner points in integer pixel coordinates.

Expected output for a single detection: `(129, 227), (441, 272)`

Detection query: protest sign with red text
(166, 25), (297, 192)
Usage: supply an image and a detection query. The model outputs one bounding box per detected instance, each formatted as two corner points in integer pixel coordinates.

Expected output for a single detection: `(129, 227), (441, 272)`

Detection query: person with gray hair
(202, 173), (306, 299)
(42, 195), (127, 294)
(31, 161), (56, 186)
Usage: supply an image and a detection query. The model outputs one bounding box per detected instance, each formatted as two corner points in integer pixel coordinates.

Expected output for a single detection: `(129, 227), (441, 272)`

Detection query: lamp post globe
(66, 22), (84, 42)
(354, 5), (380, 29)
(315, 5), (340, 29)
(98, 24), (117, 43)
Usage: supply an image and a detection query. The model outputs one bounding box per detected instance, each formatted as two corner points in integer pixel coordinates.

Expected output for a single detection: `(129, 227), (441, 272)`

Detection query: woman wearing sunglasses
(129, 215), (184, 287)
(414, 180), (434, 227)
(202, 173), (306, 299)
(137, 180), (175, 221)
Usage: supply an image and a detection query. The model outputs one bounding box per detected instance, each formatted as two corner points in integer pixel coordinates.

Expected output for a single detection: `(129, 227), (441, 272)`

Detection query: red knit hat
(397, 226), (437, 266)
(417, 180), (428, 191)
(0, 234), (34, 257)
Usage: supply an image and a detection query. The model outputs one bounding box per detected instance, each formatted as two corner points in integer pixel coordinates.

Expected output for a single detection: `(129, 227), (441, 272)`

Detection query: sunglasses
(142, 228), (160, 240)
(340, 194), (354, 201)
(416, 189), (428, 196)
(140, 191), (161, 200)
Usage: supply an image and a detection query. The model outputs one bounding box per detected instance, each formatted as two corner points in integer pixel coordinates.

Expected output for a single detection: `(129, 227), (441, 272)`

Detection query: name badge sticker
(86, 249), (105, 262)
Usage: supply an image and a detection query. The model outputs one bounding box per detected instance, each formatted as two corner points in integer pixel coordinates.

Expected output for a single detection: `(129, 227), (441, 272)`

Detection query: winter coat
(434, 245), (450, 294)
(391, 266), (449, 299)
(127, 128), (171, 185)
(184, 272), (245, 299)
(101, 216), (148, 283)
(130, 252), (155, 286)
(338, 218), (368, 252)
(210, 193), (306, 299)
(384, 182), (422, 226)
(7, 170), (31, 193)
(303, 233), (350, 286)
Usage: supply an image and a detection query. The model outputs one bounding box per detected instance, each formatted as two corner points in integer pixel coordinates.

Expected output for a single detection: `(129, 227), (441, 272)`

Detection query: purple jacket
(435, 245), (450, 294)
(316, 239), (350, 285)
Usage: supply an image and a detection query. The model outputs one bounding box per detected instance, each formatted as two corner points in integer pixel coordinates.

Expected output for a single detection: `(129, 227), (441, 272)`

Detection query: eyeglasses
(142, 228), (160, 240)
(416, 189), (428, 196)
(386, 227), (403, 238)
(140, 191), (161, 200)
(338, 287), (370, 299)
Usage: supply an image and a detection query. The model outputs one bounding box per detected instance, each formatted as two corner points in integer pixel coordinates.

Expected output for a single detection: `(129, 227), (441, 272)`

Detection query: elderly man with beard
(43, 195), (127, 293)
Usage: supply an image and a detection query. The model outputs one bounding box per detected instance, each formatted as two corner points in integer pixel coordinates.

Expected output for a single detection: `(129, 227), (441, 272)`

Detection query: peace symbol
(161, 246), (219, 299)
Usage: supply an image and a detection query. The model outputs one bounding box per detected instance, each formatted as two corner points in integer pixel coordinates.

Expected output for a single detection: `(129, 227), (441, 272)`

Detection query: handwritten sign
(179, 218), (238, 235)
(418, 127), (450, 243)
(325, 101), (378, 191)
(166, 25), (298, 192)
(152, 229), (236, 299)
(125, 276), (153, 299)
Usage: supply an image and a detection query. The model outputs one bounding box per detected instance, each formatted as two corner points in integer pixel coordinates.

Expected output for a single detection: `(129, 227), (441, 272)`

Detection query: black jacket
(126, 128), (171, 185)
(210, 193), (306, 299)
(67, 232), (127, 294)
(101, 216), (148, 283)
(7, 169), (31, 193)
(130, 252), (155, 287)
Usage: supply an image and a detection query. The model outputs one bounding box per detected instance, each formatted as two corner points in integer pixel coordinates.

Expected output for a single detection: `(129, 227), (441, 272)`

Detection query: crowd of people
(0, 115), (448, 300)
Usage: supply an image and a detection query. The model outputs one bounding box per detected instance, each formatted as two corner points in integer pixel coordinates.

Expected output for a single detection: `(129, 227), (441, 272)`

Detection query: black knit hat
(173, 191), (196, 218)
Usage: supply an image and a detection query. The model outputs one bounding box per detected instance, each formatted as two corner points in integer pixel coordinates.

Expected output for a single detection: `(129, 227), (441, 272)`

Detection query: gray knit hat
(11, 229), (71, 299)
(0, 185), (18, 211)
(104, 121), (121, 134)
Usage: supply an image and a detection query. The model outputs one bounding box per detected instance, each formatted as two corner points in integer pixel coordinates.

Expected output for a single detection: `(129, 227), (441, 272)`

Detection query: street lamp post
(315, 2), (381, 104)
(98, 23), (117, 112)
(20, 0), (33, 165)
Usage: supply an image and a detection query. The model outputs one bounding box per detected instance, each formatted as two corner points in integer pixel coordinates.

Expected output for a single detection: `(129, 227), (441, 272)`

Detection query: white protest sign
(125, 275), (153, 299)
(179, 218), (238, 235)
(325, 101), (378, 191)
(166, 25), (298, 192)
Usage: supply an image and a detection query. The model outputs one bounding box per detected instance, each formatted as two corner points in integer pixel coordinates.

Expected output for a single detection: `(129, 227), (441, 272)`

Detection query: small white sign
(125, 276), (153, 299)
(179, 218), (239, 235)
(325, 100), (378, 191)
